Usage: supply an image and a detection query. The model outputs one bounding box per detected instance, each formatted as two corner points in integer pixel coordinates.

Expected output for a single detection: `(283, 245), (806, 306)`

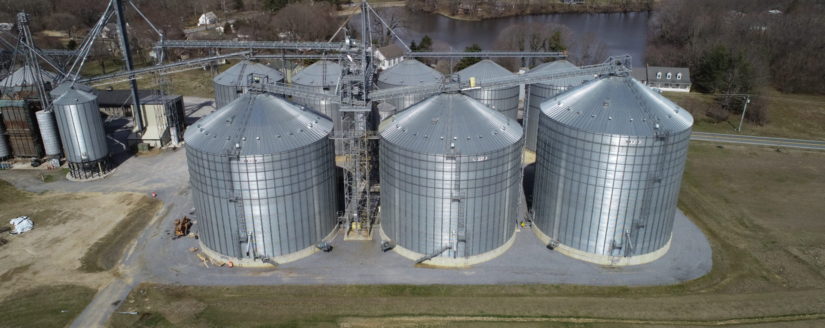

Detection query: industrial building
(376, 59), (442, 120)
(525, 60), (593, 151)
(129, 94), (185, 147)
(52, 86), (111, 179)
(379, 93), (524, 266)
(213, 60), (284, 108)
(531, 76), (694, 266)
(456, 59), (519, 119)
(185, 93), (338, 266)
(96, 88), (160, 117)
(0, 99), (44, 158)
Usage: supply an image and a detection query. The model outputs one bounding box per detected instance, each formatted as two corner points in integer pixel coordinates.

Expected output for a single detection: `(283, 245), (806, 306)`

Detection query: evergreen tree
(453, 43), (482, 71)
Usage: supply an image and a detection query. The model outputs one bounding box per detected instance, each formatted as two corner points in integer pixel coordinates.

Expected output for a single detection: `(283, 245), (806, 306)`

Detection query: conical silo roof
(53, 87), (97, 105)
(50, 82), (94, 98)
(530, 60), (589, 87)
(378, 59), (442, 86)
(185, 93), (332, 155)
(213, 60), (283, 86)
(292, 60), (341, 87)
(0, 65), (58, 88)
(381, 93), (522, 155)
(540, 75), (694, 136)
(457, 59), (512, 83)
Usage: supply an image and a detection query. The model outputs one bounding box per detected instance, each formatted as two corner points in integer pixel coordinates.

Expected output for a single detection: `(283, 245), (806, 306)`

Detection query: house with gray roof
(375, 44), (405, 70)
(632, 66), (691, 93)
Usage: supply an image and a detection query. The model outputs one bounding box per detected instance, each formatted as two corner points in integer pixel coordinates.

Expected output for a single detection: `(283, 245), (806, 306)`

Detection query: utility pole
(737, 95), (750, 132)
(113, 0), (143, 133)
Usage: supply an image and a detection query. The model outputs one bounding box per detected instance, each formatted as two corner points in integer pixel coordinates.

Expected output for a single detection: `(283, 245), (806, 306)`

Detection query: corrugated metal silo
(53, 87), (110, 179)
(457, 60), (518, 119)
(532, 76), (693, 266)
(35, 110), (61, 157)
(525, 60), (593, 151)
(185, 93), (338, 266)
(376, 59), (442, 120)
(380, 93), (523, 266)
(291, 60), (344, 154)
(213, 60), (284, 109)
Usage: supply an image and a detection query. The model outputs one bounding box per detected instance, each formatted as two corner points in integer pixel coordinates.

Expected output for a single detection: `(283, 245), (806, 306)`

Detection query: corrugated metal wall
(380, 140), (523, 258)
(187, 138), (338, 259)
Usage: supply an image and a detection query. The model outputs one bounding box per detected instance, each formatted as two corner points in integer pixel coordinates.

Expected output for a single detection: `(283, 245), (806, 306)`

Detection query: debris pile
(9, 216), (33, 234)
(173, 216), (192, 239)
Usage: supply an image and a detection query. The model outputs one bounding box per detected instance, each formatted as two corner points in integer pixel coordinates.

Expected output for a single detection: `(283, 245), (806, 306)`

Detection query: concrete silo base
(532, 224), (672, 267)
(199, 227), (339, 268)
(379, 225), (518, 268)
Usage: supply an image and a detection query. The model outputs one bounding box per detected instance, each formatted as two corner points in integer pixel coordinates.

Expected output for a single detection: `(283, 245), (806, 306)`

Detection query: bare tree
(493, 22), (572, 70)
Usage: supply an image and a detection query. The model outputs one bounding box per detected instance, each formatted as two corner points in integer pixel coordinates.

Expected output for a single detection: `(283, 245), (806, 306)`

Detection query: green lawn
(664, 91), (825, 140)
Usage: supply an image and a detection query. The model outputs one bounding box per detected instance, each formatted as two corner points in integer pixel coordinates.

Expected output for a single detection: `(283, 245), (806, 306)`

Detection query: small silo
(185, 93), (338, 266)
(525, 60), (593, 151)
(376, 59), (442, 120)
(291, 60), (344, 154)
(532, 76), (693, 266)
(380, 93), (524, 266)
(213, 60), (284, 109)
(457, 60), (518, 119)
(53, 86), (110, 179)
(35, 109), (61, 158)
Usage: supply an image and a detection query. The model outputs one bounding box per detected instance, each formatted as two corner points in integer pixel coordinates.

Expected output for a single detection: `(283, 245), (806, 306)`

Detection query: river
(353, 8), (649, 67)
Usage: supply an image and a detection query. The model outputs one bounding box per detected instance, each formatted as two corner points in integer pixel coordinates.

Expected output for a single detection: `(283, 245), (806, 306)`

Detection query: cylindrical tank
(291, 60), (344, 154)
(380, 93), (524, 266)
(35, 110), (61, 157)
(185, 93), (338, 266)
(532, 76), (694, 266)
(53, 87), (110, 179)
(213, 60), (284, 108)
(525, 60), (593, 151)
(0, 113), (9, 160)
(376, 59), (442, 120)
(457, 60), (518, 119)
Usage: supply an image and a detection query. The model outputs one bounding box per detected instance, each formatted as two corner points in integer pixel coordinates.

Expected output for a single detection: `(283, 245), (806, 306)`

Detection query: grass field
(0, 180), (162, 327)
(82, 58), (235, 98)
(0, 285), (97, 328)
(664, 91), (825, 140)
(80, 195), (163, 272)
(109, 143), (825, 327)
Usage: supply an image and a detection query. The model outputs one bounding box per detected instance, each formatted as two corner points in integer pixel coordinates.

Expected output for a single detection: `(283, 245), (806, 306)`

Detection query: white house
(632, 66), (692, 93)
(198, 12), (218, 26)
(374, 44), (405, 70)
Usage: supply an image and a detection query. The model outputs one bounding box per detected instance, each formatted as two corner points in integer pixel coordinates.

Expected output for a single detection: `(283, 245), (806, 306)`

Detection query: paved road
(692, 132), (825, 151)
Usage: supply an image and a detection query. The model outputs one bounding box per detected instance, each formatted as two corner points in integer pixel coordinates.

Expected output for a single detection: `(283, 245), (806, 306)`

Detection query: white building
(374, 44), (405, 70)
(632, 66), (692, 93)
(198, 12), (218, 26)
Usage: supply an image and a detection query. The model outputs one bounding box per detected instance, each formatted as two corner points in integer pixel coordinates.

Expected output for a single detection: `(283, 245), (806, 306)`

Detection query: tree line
(406, 0), (653, 19)
(647, 0), (825, 124)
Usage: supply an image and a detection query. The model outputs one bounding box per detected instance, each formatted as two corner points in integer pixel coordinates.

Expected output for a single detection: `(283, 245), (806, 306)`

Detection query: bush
(706, 103), (730, 123)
